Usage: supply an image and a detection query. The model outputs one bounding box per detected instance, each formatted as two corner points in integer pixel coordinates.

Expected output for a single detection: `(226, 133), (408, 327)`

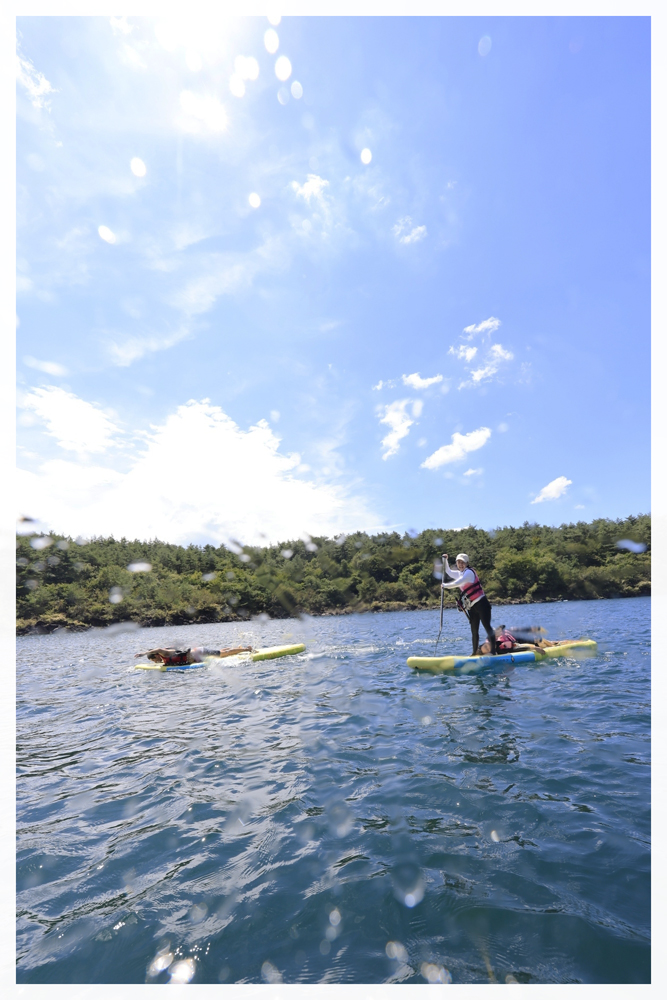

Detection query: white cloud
(469, 343), (514, 383)
(379, 399), (413, 459)
(291, 174), (329, 205)
(17, 400), (380, 546)
(449, 345), (477, 362)
(411, 399), (423, 418)
(421, 427), (491, 470)
(109, 16), (132, 35)
(463, 468), (482, 476)
(120, 43), (148, 71)
(463, 316), (501, 338)
(393, 216), (427, 245)
(105, 327), (192, 366)
(16, 52), (55, 110)
(18, 386), (121, 456)
(402, 372), (443, 390)
(23, 356), (68, 377)
(531, 476), (572, 504)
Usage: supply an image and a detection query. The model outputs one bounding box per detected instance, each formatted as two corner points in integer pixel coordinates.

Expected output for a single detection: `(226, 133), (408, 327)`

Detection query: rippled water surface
(16, 597), (650, 984)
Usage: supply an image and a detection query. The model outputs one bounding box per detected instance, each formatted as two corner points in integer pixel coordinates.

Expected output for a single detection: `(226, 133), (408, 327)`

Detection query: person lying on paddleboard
(135, 645), (253, 666)
(441, 553), (497, 656)
(478, 627), (574, 655)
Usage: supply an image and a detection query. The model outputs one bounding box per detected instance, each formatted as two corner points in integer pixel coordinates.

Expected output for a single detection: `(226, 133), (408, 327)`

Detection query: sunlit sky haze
(16, 14), (650, 546)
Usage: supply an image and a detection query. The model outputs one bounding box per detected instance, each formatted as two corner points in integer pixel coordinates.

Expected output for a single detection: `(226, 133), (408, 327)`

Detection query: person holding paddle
(441, 553), (497, 656)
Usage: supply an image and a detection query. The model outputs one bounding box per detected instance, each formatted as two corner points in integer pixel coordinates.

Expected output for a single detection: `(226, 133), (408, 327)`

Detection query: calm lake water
(16, 597), (650, 984)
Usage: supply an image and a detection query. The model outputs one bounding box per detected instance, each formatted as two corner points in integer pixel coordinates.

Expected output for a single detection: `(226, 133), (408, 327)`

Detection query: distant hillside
(16, 514), (651, 634)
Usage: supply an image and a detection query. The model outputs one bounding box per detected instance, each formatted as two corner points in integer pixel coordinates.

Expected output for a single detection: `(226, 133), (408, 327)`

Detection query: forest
(16, 514), (651, 634)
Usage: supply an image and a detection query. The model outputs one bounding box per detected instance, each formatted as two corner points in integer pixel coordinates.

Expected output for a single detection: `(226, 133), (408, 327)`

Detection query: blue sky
(15, 14), (650, 546)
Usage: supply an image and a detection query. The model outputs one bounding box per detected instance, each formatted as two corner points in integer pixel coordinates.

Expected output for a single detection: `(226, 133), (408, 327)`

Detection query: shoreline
(15, 592), (649, 636)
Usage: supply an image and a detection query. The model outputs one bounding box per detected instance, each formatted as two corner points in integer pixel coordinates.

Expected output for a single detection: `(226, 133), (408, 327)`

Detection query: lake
(16, 596), (650, 984)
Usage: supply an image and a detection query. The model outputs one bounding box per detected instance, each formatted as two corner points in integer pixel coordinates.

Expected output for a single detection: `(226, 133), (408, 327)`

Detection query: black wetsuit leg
(469, 597), (496, 654)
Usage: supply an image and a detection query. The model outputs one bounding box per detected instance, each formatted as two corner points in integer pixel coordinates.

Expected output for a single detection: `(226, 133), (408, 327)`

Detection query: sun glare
(179, 90), (227, 132)
(130, 157), (146, 177)
(248, 192), (261, 208)
(185, 49), (203, 72)
(360, 148), (372, 164)
(98, 225), (116, 244)
(230, 75), (245, 97)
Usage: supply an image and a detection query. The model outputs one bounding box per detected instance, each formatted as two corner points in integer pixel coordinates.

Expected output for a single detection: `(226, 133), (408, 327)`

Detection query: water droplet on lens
(421, 962), (451, 983)
(386, 941), (408, 962)
(392, 861), (424, 908)
(148, 950), (174, 976)
(327, 800), (353, 837)
(169, 958), (195, 983)
(261, 960), (282, 983)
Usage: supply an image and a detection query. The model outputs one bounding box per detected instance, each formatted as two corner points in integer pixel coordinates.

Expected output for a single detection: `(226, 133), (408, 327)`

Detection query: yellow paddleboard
(135, 643), (306, 671)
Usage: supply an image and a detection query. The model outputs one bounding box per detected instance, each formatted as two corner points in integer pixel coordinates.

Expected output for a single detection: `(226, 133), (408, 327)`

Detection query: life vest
(459, 568), (485, 607)
(495, 629), (517, 651)
(161, 649), (190, 665)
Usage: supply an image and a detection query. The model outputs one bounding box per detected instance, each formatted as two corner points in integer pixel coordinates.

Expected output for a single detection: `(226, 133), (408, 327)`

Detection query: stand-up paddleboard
(408, 640), (597, 675)
(251, 643), (305, 661)
(135, 643), (306, 672)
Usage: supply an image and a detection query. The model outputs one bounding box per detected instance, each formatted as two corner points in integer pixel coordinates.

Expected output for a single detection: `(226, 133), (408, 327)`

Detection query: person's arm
(135, 647), (174, 658)
(442, 556), (458, 580)
(441, 567), (473, 589)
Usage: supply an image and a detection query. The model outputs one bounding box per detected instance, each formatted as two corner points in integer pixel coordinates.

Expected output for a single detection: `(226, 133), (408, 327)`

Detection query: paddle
(434, 569), (444, 652)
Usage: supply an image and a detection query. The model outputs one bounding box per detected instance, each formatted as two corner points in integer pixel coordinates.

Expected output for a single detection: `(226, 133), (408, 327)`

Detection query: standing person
(441, 553), (497, 656)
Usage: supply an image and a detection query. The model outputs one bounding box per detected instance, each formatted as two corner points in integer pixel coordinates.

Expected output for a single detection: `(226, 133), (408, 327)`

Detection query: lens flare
(264, 29), (279, 54)
(130, 157), (146, 177)
(248, 192), (261, 208)
(235, 55), (259, 81)
(275, 55), (292, 81)
(98, 225), (116, 244)
(291, 80), (303, 99)
(360, 148), (372, 164)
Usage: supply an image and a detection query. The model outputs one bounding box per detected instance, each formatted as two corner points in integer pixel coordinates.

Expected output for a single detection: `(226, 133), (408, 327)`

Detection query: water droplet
(169, 958), (195, 983)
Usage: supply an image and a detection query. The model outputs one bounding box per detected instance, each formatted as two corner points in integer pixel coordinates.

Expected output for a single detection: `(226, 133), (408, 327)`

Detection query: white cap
(455, 553), (469, 564)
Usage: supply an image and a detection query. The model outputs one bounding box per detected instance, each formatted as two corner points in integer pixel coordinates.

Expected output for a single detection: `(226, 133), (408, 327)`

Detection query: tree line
(16, 514), (651, 633)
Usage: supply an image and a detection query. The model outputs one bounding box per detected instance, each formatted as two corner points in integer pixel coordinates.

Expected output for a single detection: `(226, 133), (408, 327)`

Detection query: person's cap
(455, 553), (469, 564)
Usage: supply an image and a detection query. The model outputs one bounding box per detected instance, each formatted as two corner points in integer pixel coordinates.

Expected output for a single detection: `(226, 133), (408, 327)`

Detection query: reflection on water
(16, 598), (650, 983)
